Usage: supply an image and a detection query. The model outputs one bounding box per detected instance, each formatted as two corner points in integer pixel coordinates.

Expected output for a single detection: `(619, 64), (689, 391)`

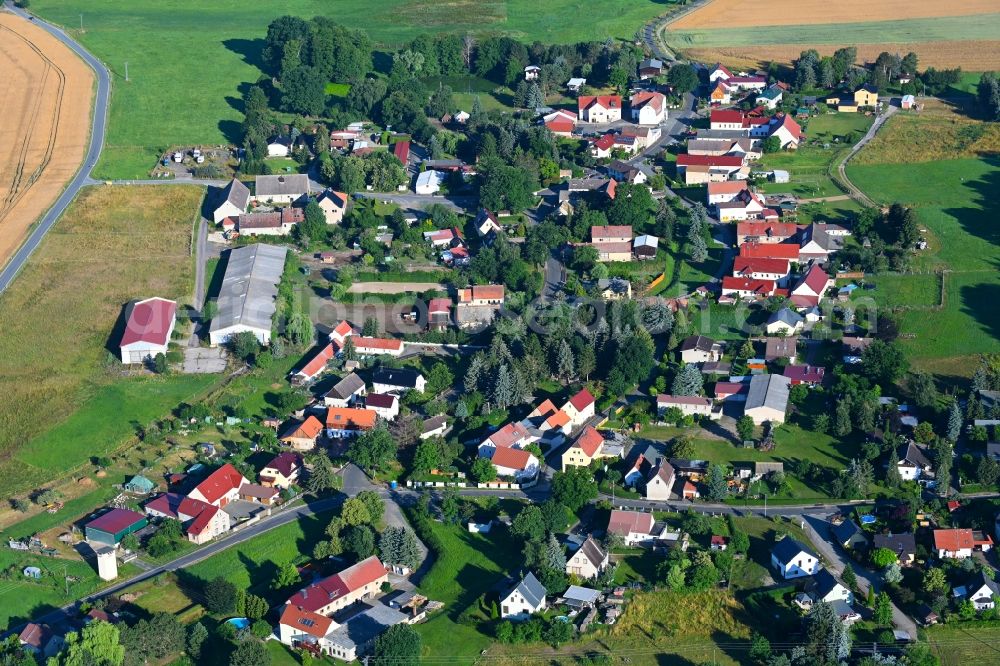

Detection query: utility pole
(763, 493), (767, 518)
(124, 62), (129, 82)
(80, 14), (84, 31)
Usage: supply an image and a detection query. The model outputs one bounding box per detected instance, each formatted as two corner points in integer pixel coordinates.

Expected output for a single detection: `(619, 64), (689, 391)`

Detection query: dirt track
(671, 0), (1000, 29)
(0, 12), (94, 268)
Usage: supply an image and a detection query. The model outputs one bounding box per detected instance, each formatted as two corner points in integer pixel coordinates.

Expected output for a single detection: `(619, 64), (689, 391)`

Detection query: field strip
(667, 13), (1000, 48)
(670, 0), (1000, 29)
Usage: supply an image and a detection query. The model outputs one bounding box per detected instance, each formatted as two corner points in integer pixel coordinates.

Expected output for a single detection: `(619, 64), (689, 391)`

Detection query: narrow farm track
(836, 106), (898, 208)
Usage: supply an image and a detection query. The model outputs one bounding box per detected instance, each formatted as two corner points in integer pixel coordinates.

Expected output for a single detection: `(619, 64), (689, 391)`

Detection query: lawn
(849, 272), (942, 310)
(413, 516), (523, 659)
(848, 150), (1000, 373)
(29, 0), (676, 179)
(666, 13), (1000, 48)
(685, 300), (772, 341)
(757, 113), (873, 199)
(0, 185), (218, 501)
(924, 624), (1000, 666)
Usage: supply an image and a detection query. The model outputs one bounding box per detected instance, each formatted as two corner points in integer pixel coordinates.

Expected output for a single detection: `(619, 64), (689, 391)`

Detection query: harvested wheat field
(685, 41), (1000, 72)
(671, 0), (1000, 29)
(0, 11), (94, 269)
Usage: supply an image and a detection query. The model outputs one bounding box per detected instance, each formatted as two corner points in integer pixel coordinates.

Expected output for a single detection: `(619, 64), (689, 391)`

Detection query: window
(502, 605), (509, 615)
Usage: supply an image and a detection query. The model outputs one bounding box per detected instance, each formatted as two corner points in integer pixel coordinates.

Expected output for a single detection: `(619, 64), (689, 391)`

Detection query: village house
(500, 572), (547, 620)
(524, 399), (572, 437)
(543, 109), (577, 136)
(567, 77), (587, 93)
(808, 569), (855, 606)
(733, 257), (791, 285)
(606, 160), (647, 185)
(707, 181), (750, 206)
(680, 335), (723, 364)
(325, 407), (378, 439)
(85, 509), (148, 547)
(739, 241), (800, 262)
(287, 556), (389, 616)
(424, 226), (463, 249)
(119, 297), (177, 364)
(280, 415), (325, 451)
(589, 133), (616, 159)
(735, 461), (784, 482)
(562, 388), (596, 426)
(897, 441), (934, 481)
(474, 208), (503, 238)
(591, 224), (633, 262)
(831, 519), (869, 551)
(621, 124), (661, 149)
(352, 336), (404, 357)
(561, 427), (607, 471)
(638, 58), (663, 79)
(744, 373), (791, 425)
(771, 537), (821, 579)
(934, 529), (994, 559)
(427, 298), (452, 329)
(324, 373), (367, 408)
(827, 85), (879, 112)
(765, 307), (804, 335)
(578, 95), (622, 123)
(259, 451), (303, 489)
(717, 189), (766, 222)
(790, 264), (833, 307)
(633, 235), (659, 260)
(364, 393), (399, 421)
(675, 154), (745, 185)
(213, 178), (250, 223)
(19, 624), (64, 659)
(478, 422), (532, 457)
(524, 65), (541, 80)
(737, 221), (797, 245)
(721, 275), (777, 300)
(764, 336), (798, 363)
(963, 571), (1000, 611)
(415, 170), (445, 195)
(873, 532), (917, 566)
(644, 460), (676, 500)
(657, 394), (715, 418)
(188, 463), (248, 508)
(566, 536), (609, 579)
(372, 367), (426, 394)
(598, 277), (632, 300)
(607, 509), (666, 546)
(316, 189), (348, 225)
(756, 84), (784, 110)
(278, 603), (409, 663)
(290, 342), (338, 386)
(144, 493), (231, 545)
(783, 364), (825, 386)
(630, 91), (666, 125)
(490, 447), (540, 482)
(254, 174), (309, 204)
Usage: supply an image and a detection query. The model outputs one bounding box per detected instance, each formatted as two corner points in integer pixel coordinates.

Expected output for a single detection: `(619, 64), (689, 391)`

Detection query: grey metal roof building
(254, 174), (310, 199)
(209, 244), (287, 346)
(508, 572), (547, 609)
(744, 373), (791, 424)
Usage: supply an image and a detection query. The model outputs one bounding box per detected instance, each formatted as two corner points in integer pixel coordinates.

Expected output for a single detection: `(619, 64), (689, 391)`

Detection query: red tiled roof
(486, 422), (530, 448)
(354, 336), (404, 352)
(592, 133), (616, 151)
(783, 365), (825, 383)
(579, 95), (622, 111)
(592, 225), (633, 241)
(797, 264), (830, 295)
(568, 388), (595, 411)
(491, 446), (534, 471)
(573, 426), (604, 457)
(739, 242), (800, 259)
(630, 91), (665, 113)
(192, 463), (247, 505)
(365, 393), (397, 409)
(712, 63), (734, 77)
(733, 257), (789, 276)
(722, 276), (775, 295)
(393, 140), (410, 164)
(287, 556), (387, 612)
(934, 529), (975, 552)
(281, 415), (324, 441)
(546, 119), (576, 133)
(460, 285), (505, 302)
(294, 342), (337, 380)
(710, 109), (745, 125)
(737, 221), (798, 239)
(707, 181), (749, 195)
(332, 320), (354, 339)
(279, 604), (334, 638)
(428, 298), (451, 314)
(676, 154), (744, 168)
(87, 508), (146, 535)
(774, 114), (802, 139)
(19, 623), (49, 649)
(187, 504), (221, 535)
(121, 298), (176, 347)
(324, 408), (377, 430)
(715, 381), (749, 397)
(607, 509), (653, 536)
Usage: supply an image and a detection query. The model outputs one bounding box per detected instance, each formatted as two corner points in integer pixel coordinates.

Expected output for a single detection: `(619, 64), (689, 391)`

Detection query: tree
(306, 450), (338, 493)
(344, 524), (376, 559)
(470, 456), (498, 483)
(540, 500), (571, 534)
(152, 353), (169, 374)
(947, 400), (963, 442)
(874, 592), (893, 626)
(883, 562), (903, 585)
(281, 66), (326, 116)
(551, 466), (598, 510)
(871, 547), (897, 569)
(379, 526), (422, 570)
(52, 621), (125, 666)
(229, 331), (261, 363)
(804, 601), (850, 664)
(273, 561), (301, 590)
(730, 529), (749, 554)
(761, 136), (781, 153)
(511, 505), (546, 542)
(689, 234), (708, 263)
(186, 623), (208, 660)
(357, 490), (385, 524)
(229, 638), (270, 666)
(862, 339), (909, 385)
(841, 564), (858, 591)
(243, 593), (268, 620)
(204, 577), (239, 615)
(120, 533), (139, 553)
(412, 438), (442, 474)
(120, 612), (185, 665)
(672, 363), (703, 396)
(923, 567), (947, 594)
(977, 455), (1000, 487)
(736, 415), (755, 442)
(886, 447), (902, 488)
(667, 64), (698, 93)
(749, 633), (772, 663)
(349, 426), (396, 472)
(933, 439), (953, 494)
(670, 435), (695, 459)
(545, 533), (567, 571)
(374, 624), (421, 666)
(705, 463), (728, 501)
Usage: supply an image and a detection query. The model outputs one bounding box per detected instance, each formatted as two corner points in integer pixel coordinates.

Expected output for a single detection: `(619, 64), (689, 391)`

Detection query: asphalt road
(0, 2), (111, 294)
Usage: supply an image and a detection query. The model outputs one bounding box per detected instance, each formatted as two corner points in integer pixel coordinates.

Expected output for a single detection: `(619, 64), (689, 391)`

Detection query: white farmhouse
(771, 538), (821, 579)
(500, 572), (547, 620)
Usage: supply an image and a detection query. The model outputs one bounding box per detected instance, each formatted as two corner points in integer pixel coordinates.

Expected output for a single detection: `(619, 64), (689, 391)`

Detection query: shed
(85, 509), (148, 546)
(771, 170), (789, 183)
(125, 475), (156, 495)
(561, 585), (601, 609)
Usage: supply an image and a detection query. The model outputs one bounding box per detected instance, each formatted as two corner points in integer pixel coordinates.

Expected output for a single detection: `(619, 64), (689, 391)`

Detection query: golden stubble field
(0, 11), (94, 268)
(671, 0), (1000, 29)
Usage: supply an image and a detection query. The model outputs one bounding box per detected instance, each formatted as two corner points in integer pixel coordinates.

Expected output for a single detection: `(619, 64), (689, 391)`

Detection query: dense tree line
(978, 72), (1000, 121)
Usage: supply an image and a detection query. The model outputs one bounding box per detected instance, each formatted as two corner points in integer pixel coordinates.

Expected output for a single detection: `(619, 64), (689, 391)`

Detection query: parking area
(223, 500), (267, 522)
(183, 346), (227, 374)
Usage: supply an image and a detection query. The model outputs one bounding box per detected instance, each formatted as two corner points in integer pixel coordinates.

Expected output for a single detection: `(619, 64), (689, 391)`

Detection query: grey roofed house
(987, 441), (1000, 461)
(872, 532), (916, 561)
(325, 603), (408, 654)
(598, 277), (631, 297)
(768, 307), (804, 328)
(680, 335), (718, 353)
(967, 570), (1000, 605)
(327, 372), (366, 401)
(208, 244), (287, 345)
(221, 178), (250, 210)
(771, 537), (817, 567)
(764, 336), (798, 361)
(745, 373), (791, 413)
(695, 129), (751, 140)
(562, 585), (601, 608)
(898, 441), (933, 470)
(831, 519), (869, 549)
(639, 58), (663, 71)
(687, 138), (734, 153)
(799, 224), (842, 252)
(809, 569), (846, 600)
(567, 178), (610, 192)
(701, 361), (732, 375)
(254, 173), (310, 198)
(507, 572), (547, 609)
(576, 536), (608, 568)
(372, 367), (423, 390)
(979, 389), (1000, 411)
(422, 415), (448, 435)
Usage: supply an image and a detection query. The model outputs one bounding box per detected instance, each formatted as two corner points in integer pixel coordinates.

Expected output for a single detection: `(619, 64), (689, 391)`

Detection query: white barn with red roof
(630, 91), (666, 125)
(119, 298), (177, 364)
(790, 265), (832, 307)
(286, 555), (389, 615)
(187, 463), (248, 508)
(144, 493), (231, 544)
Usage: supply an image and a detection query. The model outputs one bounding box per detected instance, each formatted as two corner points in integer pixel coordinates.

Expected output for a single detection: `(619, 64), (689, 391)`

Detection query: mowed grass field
(29, 0), (675, 179)
(847, 99), (1000, 375)
(0, 185), (217, 499)
(666, 0), (1000, 70)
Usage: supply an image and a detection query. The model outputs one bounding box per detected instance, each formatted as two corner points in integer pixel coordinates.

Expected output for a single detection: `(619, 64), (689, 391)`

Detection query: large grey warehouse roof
(255, 174), (309, 197)
(745, 373), (790, 412)
(209, 244), (287, 335)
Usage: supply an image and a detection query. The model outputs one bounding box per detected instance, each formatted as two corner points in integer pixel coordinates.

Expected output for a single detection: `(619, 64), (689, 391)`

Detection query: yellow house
(826, 86), (878, 112)
(853, 86), (878, 107)
(561, 426), (605, 471)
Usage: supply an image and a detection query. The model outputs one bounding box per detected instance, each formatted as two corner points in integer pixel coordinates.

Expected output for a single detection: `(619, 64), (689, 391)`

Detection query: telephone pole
(124, 61), (129, 82)
(80, 14), (84, 30)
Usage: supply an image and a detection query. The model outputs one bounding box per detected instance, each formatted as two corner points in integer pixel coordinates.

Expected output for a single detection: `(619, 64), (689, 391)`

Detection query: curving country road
(0, 1), (110, 294)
